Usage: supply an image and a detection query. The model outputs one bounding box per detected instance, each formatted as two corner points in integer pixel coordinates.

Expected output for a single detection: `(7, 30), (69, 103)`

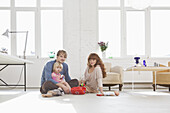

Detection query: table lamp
(2, 29), (28, 59)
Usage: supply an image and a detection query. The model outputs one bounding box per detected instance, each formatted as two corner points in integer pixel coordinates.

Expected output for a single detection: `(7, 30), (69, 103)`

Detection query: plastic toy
(80, 83), (85, 87)
(71, 86), (86, 95)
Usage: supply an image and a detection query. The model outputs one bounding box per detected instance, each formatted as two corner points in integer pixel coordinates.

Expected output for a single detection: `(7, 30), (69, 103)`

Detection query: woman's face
(89, 59), (97, 66)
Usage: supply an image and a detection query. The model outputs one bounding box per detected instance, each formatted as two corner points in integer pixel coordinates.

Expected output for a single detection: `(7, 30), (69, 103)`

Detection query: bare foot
(114, 91), (119, 96)
(42, 92), (53, 97)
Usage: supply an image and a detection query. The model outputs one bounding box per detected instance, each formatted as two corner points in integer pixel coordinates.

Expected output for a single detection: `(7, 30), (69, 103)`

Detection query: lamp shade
(2, 29), (9, 37)
(2, 29), (28, 59)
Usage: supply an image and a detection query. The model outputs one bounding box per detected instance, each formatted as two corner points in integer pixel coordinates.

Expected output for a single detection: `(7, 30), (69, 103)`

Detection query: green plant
(98, 41), (108, 52)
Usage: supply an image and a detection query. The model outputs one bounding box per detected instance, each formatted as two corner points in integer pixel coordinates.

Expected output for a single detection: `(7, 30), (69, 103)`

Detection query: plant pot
(102, 51), (106, 58)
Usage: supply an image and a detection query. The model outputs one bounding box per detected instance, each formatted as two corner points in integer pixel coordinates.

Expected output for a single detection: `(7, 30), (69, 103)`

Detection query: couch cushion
(104, 63), (111, 72)
(102, 72), (121, 84)
(153, 72), (170, 84)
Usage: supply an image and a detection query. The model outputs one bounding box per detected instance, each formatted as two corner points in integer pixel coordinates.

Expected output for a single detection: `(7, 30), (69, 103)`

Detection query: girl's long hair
(87, 53), (106, 78)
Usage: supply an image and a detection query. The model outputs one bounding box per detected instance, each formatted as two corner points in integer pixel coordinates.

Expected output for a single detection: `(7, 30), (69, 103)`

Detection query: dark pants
(40, 79), (79, 94)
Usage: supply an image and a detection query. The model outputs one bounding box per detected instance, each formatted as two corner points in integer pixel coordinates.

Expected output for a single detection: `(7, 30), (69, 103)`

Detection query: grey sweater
(83, 65), (103, 91)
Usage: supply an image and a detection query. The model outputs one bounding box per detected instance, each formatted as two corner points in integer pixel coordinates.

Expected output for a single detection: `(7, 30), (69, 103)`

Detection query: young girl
(53, 62), (71, 93)
(42, 62), (71, 97)
(80, 53), (119, 96)
(51, 62), (65, 83)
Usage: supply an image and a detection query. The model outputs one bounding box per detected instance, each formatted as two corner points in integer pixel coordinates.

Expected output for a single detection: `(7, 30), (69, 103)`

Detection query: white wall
(63, 0), (98, 79)
(1, 0), (170, 88)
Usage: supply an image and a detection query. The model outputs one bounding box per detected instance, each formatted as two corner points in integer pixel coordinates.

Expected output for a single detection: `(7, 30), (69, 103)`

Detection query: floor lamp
(2, 29), (28, 59)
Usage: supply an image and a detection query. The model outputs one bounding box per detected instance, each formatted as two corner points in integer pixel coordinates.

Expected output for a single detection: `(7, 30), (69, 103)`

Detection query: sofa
(153, 62), (170, 91)
(102, 62), (123, 91)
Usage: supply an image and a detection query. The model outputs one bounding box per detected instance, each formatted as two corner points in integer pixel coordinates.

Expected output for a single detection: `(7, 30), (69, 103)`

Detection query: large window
(41, 10), (63, 57)
(0, 0), (63, 58)
(99, 0), (170, 58)
(16, 12), (35, 56)
(126, 11), (145, 56)
(40, 0), (63, 57)
(99, 10), (120, 57)
(151, 10), (170, 57)
(0, 10), (10, 54)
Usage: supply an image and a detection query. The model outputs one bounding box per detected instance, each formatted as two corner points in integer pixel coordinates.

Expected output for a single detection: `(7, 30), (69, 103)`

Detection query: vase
(102, 51), (106, 58)
(48, 51), (55, 58)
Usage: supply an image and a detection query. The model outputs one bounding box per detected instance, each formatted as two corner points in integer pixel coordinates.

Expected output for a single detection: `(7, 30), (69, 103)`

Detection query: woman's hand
(99, 87), (104, 94)
(79, 80), (85, 86)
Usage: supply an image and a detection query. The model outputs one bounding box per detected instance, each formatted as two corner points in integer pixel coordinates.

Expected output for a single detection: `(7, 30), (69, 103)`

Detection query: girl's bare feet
(42, 89), (64, 97)
(42, 92), (53, 97)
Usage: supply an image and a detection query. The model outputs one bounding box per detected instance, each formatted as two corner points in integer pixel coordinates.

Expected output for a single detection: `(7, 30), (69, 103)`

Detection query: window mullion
(121, 0), (126, 57)
(145, 7), (151, 57)
(11, 0), (17, 56)
(35, 0), (41, 58)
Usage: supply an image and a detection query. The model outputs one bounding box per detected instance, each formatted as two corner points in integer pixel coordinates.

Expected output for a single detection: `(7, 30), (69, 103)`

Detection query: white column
(63, 0), (81, 78)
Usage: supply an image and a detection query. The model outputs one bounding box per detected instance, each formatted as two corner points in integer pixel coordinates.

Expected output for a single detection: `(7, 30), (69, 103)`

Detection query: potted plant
(98, 41), (108, 58)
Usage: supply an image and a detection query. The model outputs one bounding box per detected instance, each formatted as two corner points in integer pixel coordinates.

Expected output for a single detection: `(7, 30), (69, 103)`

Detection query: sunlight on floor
(133, 91), (170, 96)
(1, 90), (170, 113)
(0, 92), (77, 113)
(0, 90), (23, 95)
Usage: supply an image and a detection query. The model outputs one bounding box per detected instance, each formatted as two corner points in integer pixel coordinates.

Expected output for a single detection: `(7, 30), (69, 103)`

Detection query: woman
(80, 53), (119, 95)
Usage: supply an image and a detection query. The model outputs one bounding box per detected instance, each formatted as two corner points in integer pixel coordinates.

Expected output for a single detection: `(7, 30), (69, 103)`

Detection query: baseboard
(123, 82), (152, 84)
(0, 87), (40, 90)
(103, 82), (169, 90)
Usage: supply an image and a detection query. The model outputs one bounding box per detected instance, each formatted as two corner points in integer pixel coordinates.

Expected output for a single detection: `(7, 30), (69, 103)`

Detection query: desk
(126, 66), (170, 91)
(0, 53), (33, 91)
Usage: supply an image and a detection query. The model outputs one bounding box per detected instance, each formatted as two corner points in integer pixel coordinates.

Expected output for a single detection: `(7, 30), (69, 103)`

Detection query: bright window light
(99, 10), (121, 57)
(151, 0), (170, 7)
(151, 10), (170, 57)
(41, 0), (63, 7)
(98, 0), (120, 7)
(0, 0), (10, 7)
(15, 0), (36, 7)
(126, 11), (145, 56)
(0, 10), (10, 54)
(41, 10), (63, 57)
(16, 11), (35, 56)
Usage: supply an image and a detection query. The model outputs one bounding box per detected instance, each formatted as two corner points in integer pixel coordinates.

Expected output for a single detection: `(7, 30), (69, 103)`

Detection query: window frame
(0, 0), (63, 58)
(98, 0), (170, 58)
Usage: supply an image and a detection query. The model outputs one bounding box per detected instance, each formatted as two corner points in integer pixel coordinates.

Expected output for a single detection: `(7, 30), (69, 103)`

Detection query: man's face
(57, 54), (66, 63)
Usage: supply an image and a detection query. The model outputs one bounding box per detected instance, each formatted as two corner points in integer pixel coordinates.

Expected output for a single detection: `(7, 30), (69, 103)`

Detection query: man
(40, 50), (78, 94)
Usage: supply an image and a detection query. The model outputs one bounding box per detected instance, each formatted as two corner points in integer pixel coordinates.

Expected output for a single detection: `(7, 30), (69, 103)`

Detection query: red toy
(71, 86), (86, 95)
